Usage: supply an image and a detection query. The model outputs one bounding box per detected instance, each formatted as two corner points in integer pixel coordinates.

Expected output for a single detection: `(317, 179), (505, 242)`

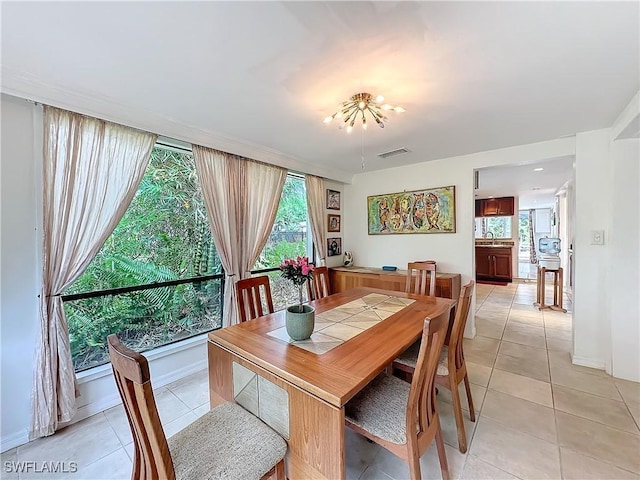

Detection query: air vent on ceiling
(377, 147), (410, 159)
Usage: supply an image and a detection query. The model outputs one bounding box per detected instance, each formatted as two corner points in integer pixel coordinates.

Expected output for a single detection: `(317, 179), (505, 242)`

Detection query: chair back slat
(307, 266), (331, 300)
(236, 276), (274, 323)
(449, 281), (474, 370)
(405, 305), (451, 442)
(406, 261), (437, 297)
(108, 334), (175, 480)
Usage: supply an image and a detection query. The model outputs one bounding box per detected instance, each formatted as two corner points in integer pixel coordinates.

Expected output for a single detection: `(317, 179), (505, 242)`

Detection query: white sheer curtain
(305, 175), (327, 265)
(240, 161), (287, 277)
(193, 146), (285, 326)
(32, 107), (156, 438)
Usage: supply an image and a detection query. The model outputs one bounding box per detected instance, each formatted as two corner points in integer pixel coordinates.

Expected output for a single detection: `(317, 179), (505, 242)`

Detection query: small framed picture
(327, 237), (342, 257)
(326, 189), (340, 210)
(327, 214), (341, 232)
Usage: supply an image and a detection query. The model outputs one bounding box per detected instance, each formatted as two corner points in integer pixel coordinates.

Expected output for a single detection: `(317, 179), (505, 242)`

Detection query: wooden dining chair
(307, 266), (331, 301)
(393, 281), (476, 453)
(406, 261), (437, 297)
(235, 275), (274, 323)
(107, 334), (287, 480)
(345, 306), (453, 480)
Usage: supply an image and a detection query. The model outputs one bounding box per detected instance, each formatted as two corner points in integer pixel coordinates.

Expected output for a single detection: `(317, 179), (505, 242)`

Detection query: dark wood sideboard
(329, 266), (461, 300)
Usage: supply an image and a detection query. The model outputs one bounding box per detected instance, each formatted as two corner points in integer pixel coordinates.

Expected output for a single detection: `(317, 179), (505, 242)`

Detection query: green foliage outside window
(475, 216), (512, 239)
(64, 152), (310, 371)
(254, 175), (310, 310)
(254, 175), (308, 270)
(64, 147), (222, 371)
(518, 211), (531, 252)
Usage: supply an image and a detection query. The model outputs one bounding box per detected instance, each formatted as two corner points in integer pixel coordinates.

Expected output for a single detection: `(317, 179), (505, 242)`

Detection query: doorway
(517, 210), (536, 280)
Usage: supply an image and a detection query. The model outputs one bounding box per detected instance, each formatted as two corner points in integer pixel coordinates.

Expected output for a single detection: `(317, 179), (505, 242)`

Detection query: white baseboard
(153, 358), (208, 389)
(3, 339), (208, 453)
(572, 354), (606, 370)
(74, 393), (123, 425)
(73, 358), (208, 424)
(1, 429), (29, 453)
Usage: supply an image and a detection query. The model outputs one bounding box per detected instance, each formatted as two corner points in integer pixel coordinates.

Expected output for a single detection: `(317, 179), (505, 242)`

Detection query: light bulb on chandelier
(323, 92), (404, 132)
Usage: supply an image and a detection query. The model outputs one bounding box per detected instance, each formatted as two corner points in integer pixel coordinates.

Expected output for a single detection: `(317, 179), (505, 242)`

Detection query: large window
(63, 145), (223, 371)
(253, 174), (311, 311)
(474, 216), (512, 239)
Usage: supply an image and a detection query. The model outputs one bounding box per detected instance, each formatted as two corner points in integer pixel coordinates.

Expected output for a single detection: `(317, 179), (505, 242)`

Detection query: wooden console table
(329, 266), (461, 300)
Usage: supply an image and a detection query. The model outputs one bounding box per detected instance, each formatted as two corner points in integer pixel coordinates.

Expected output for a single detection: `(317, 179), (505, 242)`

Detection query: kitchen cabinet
(475, 246), (512, 282)
(475, 197), (515, 217)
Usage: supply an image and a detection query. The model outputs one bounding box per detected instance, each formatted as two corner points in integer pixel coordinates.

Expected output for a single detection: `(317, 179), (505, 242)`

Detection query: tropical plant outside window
(63, 145), (222, 371)
(64, 151), (310, 372)
(253, 174), (311, 311)
(474, 217), (512, 239)
(518, 211), (531, 254)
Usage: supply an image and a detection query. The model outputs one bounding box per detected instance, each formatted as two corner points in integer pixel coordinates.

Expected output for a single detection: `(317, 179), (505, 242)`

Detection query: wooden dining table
(208, 286), (456, 480)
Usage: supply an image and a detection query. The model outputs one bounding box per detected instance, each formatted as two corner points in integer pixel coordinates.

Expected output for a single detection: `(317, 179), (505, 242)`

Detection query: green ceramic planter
(285, 305), (315, 341)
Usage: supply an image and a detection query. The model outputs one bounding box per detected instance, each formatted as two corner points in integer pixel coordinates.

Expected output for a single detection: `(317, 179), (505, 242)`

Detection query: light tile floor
(3, 282), (639, 479)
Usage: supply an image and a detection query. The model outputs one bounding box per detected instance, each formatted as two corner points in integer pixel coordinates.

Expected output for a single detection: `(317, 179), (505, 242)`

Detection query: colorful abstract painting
(367, 185), (456, 235)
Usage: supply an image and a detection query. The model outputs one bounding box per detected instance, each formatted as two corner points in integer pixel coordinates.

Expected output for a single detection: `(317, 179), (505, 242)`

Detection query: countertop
(475, 240), (515, 248)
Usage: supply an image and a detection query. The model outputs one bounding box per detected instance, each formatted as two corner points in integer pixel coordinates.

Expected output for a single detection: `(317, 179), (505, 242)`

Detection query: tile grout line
(459, 283), (495, 478)
(538, 279), (567, 479)
(613, 382), (640, 433)
(519, 280), (565, 480)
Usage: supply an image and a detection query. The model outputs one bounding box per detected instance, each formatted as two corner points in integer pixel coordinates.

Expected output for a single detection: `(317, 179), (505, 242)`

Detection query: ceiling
(475, 156), (574, 210)
(1, 2), (638, 183)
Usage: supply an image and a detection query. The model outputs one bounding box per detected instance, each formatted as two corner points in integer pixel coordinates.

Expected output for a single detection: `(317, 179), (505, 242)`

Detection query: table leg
(535, 266), (543, 307)
(208, 342), (346, 480)
(539, 267), (547, 309)
(558, 268), (564, 310)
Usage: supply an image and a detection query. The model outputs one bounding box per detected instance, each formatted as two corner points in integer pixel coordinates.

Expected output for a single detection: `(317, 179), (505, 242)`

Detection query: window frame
(474, 216), (513, 239)
(62, 141), (224, 372)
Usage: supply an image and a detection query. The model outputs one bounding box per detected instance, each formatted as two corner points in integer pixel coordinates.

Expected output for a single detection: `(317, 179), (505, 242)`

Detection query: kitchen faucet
(484, 232), (495, 239)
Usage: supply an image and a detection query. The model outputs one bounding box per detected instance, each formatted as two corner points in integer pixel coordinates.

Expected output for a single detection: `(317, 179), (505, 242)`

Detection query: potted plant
(280, 256), (315, 340)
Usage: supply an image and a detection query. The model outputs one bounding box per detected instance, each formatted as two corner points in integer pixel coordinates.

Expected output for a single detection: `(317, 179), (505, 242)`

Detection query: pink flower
(280, 256), (317, 308)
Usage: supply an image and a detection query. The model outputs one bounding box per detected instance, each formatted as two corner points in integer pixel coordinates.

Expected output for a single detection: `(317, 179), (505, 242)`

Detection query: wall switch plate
(591, 230), (605, 245)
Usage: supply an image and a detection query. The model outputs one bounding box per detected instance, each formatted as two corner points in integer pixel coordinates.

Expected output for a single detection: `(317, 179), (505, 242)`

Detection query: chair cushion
(394, 342), (449, 376)
(345, 373), (411, 444)
(168, 402), (287, 480)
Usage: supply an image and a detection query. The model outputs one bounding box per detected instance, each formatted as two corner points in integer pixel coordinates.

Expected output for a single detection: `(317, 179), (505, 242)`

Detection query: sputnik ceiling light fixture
(323, 92), (405, 132)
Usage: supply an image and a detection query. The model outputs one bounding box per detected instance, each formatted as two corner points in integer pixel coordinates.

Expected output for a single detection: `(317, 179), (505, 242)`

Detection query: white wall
(344, 124), (638, 379)
(324, 180), (344, 269)
(74, 335), (207, 426)
(343, 138), (576, 337)
(557, 192), (570, 288)
(572, 129), (612, 371)
(1, 95), (211, 452)
(608, 138), (640, 381)
(566, 181), (576, 290)
(1, 95), (41, 451)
